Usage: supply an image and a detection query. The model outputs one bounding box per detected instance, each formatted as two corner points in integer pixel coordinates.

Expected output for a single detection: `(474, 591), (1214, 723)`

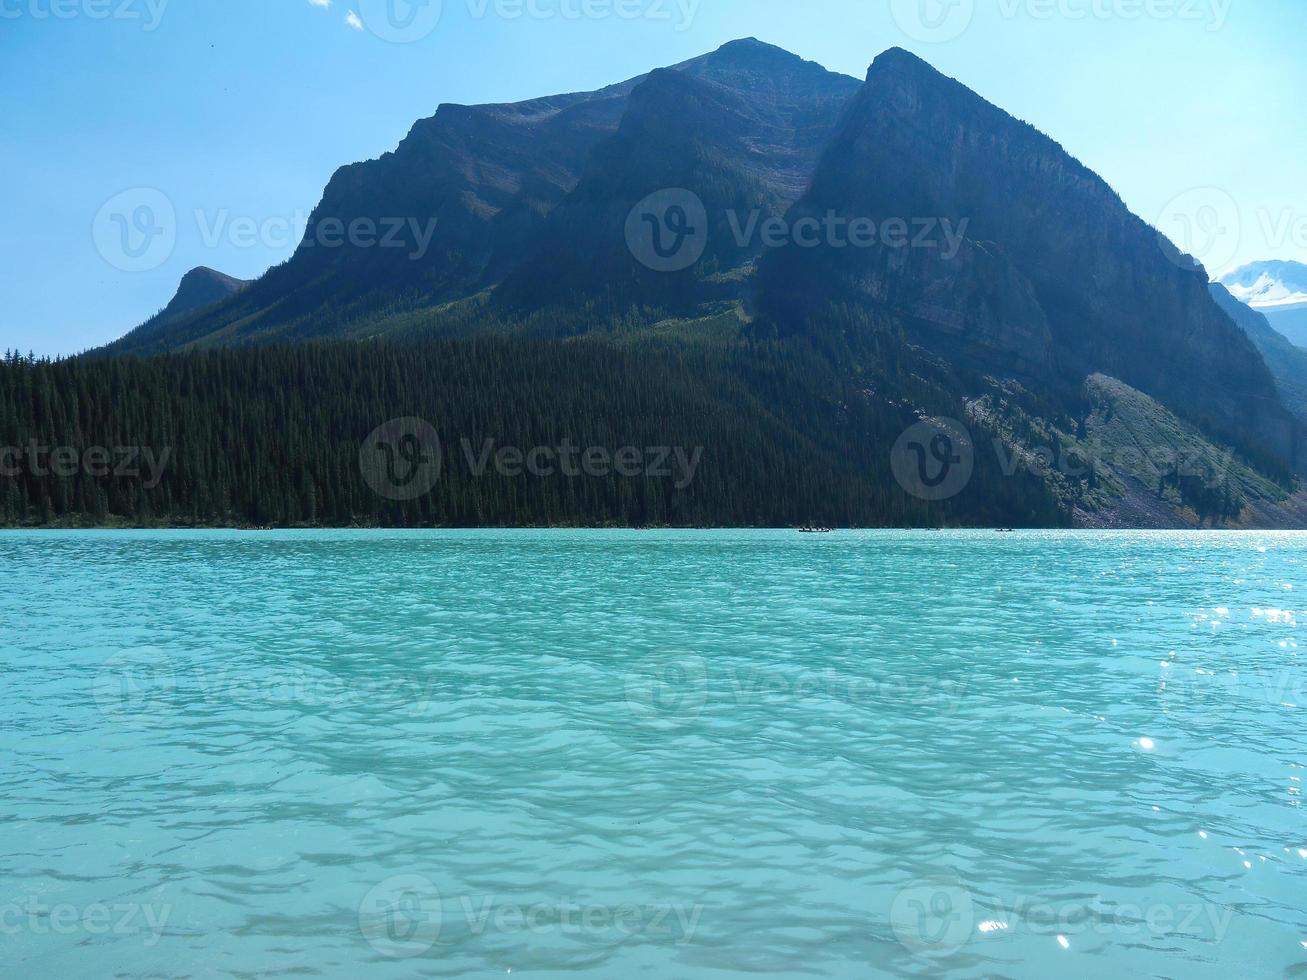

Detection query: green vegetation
(0, 337), (1065, 529)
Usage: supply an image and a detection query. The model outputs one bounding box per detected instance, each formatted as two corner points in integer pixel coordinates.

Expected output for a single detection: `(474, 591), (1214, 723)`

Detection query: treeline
(0, 337), (1066, 528)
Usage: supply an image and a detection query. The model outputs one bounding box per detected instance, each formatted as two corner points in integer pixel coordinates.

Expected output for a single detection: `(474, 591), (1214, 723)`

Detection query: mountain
(111, 266), (249, 351)
(162, 266), (248, 314)
(494, 41), (859, 322)
(993, 372), (1297, 529)
(1221, 260), (1307, 348)
(1210, 283), (1307, 427)
(106, 39), (859, 354)
(51, 41), (1306, 529)
(1263, 305), (1307, 349)
(758, 47), (1296, 472)
(1222, 260), (1307, 310)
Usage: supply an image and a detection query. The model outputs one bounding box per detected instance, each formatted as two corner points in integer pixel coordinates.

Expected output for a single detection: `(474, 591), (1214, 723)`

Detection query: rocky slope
(759, 48), (1295, 472)
(109, 39), (858, 353)
(495, 42), (859, 321)
(90, 41), (1303, 527)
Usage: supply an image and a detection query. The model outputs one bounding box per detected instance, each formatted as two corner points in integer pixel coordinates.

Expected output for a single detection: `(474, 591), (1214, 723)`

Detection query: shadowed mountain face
(112, 39), (859, 352)
(99, 40), (1298, 489)
(758, 48), (1295, 469)
(1211, 283), (1307, 430)
(108, 267), (249, 352)
(108, 86), (641, 353)
(164, 267), (249, 314)
(496, 43), (860, 318)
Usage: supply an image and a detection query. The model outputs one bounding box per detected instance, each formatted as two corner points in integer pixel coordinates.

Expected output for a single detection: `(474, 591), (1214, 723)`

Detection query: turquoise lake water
(2, 529), (1306, 978)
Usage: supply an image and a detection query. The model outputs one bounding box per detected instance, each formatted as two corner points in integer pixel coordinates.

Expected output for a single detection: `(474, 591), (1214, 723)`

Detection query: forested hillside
(0, 339), (1064, 529)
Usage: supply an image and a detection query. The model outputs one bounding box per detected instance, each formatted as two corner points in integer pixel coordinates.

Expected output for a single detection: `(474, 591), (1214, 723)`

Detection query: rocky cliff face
(115, 39), (858, 352)
(101, 41), (1297, 481)
(1211, 283), (1307, 451)
(496, 40), (860, 318)
(150, 85), (639, 348)
(760, 48), (1295, 469)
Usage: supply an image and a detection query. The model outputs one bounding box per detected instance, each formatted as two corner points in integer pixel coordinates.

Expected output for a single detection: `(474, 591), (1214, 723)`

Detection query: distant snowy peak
(1220, 260), (1307, 310)
(1227, 273), (1307, 309)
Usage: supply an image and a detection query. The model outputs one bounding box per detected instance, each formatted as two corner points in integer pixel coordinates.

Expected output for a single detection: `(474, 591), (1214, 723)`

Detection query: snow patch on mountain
(1220, 261), (1307, 310)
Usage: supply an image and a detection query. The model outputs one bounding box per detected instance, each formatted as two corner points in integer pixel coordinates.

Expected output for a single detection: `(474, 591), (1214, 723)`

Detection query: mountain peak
(101, 266), (250, 354)
(674, 38), (860, 110)
(864, 46), (952, 86)
(766, 43), (1296, 468)
(870, 46), (934, 70)
(713, 37), (788, 58)
(693, 37), (842, 78)
(166, 266), (247, 317)
(1221, 260), (1307, 310)
(178, 266), (246, 290)
(166, 267), (250, 319)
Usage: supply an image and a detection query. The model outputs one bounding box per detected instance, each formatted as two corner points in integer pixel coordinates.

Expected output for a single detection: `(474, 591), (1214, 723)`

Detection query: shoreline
(5, 525), (1305, 534)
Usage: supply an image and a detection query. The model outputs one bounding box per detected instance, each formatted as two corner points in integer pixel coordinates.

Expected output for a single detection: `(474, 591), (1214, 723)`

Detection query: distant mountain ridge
(1218, 260), (1307, 350)
(1264, 306), (1307, 349)
(1222, 260), (1307, 309)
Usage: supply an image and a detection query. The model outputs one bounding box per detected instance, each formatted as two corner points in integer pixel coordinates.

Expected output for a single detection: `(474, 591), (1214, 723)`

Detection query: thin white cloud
(345, 10), (363, 29)
(308, 0), (331, 8)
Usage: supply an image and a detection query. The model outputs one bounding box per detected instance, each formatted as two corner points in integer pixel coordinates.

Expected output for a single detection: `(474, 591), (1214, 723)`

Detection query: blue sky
(2, 0), (1304, 355)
